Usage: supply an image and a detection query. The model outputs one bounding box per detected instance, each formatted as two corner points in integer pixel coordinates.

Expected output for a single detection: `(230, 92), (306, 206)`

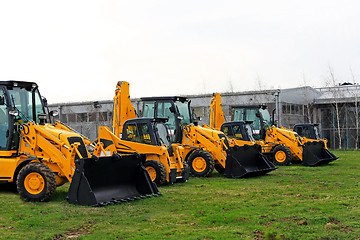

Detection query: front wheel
(144, 160), (167, 186)
(16, 162), (56, 202)
(272, 145), (292, 166)
(187, 150), (215, 177)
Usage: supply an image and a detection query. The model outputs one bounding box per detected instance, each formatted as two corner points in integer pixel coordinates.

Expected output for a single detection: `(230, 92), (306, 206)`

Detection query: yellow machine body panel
(180, 124), (228, 168)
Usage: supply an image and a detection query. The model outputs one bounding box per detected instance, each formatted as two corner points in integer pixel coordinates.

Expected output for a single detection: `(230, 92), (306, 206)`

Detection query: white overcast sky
(0, 0), (359, 103)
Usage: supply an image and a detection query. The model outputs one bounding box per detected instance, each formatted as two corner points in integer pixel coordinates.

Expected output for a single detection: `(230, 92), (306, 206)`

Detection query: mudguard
(302, 141), (338, 166)
(224, 144), (277, 178)
(67, 153), (160, 206)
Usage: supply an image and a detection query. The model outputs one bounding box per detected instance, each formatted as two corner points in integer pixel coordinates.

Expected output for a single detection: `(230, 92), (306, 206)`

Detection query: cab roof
(232, 105), (267, 110)
(0, 81), (38, 90)
(140, 96), (188, 103)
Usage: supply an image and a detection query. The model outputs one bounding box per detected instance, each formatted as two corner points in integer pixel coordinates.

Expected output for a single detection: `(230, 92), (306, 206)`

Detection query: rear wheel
(144, 160), (167, 186)
(272, 145), (292, 166)
(17, 162), (56, 202)
(187, 150), (215, 177)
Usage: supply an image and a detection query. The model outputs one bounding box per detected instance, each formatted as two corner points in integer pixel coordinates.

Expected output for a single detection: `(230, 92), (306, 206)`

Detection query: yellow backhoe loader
(209, 93), (337, 166)
(140, 95), (276, 178)
(92, 82), (189, 185)
(0, 81), (159, 206)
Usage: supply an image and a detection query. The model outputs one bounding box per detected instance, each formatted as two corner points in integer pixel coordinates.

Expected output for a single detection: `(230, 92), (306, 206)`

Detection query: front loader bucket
(224, 144), (277, 178)
(67, 153), (160, 206)
(302, 141), (338, 166)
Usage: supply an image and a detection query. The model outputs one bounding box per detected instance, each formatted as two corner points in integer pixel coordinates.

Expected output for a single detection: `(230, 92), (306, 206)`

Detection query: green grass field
(0, 150), (359, 239)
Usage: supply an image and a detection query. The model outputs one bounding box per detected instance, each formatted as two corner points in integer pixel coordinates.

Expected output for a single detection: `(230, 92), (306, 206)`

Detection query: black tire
(187, 150), (215, 177)
(272, 145), (292, 166)
(214, 164), (225, 174)
(16, 162), (56, 202)
(144, 160), (167, 186)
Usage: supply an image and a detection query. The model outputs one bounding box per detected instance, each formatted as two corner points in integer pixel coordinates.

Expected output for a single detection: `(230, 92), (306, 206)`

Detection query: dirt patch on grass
(297, 220), (308, 225)
(254, 230), (264, 239)
(234, 217), (249, 222)
(53, 221), (95, 239)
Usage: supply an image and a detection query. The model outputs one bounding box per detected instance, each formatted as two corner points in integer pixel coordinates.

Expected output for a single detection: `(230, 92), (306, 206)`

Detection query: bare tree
(325, 66), (343, 149)
(227, 78), (235, 93)
(255, 73), (265, 91)
(349, 67), (359, 149)
(302, 73), (313, 123)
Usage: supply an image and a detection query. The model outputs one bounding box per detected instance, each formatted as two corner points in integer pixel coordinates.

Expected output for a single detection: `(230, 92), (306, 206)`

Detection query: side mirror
(193, 116), (201, 126)
(42, 97), (48, 107)
(9, 110), (19, 117)
(169, 106), (176, 113)
(49, 110), (59, 117)
(0, 96), (4, 105)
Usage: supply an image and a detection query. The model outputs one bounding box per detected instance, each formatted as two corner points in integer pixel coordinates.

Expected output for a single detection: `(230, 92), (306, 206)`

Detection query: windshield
(232, 108), (244, 121)
(124, 122), (152, 144)
(175, 101), (191, 126)
(143, 101), (155, 118)
(0, 89), (9, 149)
(259, 108), (271, 128)
(8, 87), (45, 123)
(156, 123), (171, 147)
(244, 124), (255, 142)
(314, 126), (320, 139)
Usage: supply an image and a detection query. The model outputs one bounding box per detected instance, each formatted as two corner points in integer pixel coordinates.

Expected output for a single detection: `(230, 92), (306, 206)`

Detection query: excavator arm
(19, 122), (85, 182)
(209, 93), (226, 131)
(113, 81), (137, 136)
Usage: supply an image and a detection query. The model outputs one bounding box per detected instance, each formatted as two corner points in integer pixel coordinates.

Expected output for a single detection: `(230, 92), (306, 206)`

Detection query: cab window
(246, 109), (261, 132)
(259, 108), (271, 128)
(143, 102), (155, 118)
(156, 102), (177, 142)
(157, 102), (176, 129)
(233, 108), (244, 121)
(7, 87), (45, 123)
(125, 123), (152, 145)
(156, 123), (171, 147)
(0, 90), (9, 149)
(232, 125), (244, 140)
(175, 101), (191, 126)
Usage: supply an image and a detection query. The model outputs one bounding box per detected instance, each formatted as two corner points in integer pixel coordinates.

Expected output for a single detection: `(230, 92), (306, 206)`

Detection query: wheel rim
(192, 157), (207, 172)
(275, 150), (286, 163)
(24, 173), (45, 195)
(146, 166), (157, 181)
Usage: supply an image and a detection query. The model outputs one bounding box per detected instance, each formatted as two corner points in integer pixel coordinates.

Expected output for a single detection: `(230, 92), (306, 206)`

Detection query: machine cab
(122, 118), (175, 155)
(231, 105), (271, 141)
(0, 81), (46, 152)
(293, 123), (321, 140)
(220, 121), (255, 142)
(140, 97), (193, 143)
